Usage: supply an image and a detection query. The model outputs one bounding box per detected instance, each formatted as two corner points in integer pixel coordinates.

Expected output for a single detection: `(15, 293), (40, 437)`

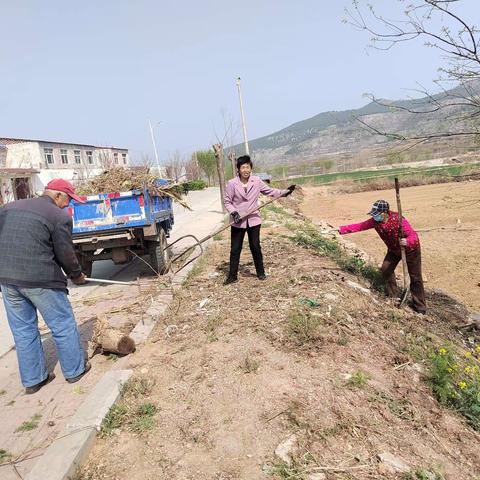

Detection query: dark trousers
(381, 247), (426, 313)
(228, 224), (264, 278)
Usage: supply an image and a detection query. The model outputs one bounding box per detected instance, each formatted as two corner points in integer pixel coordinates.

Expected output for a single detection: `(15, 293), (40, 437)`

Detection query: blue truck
(70, 179), (174, 277)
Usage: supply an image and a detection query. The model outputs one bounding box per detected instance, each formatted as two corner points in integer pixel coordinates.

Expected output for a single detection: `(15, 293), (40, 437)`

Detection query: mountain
(236, 82), (480, 174)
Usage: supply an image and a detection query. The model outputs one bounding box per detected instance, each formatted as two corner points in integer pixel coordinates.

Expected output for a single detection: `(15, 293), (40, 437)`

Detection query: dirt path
(300, 181), (480, 311)
(78, 218), (480, 479)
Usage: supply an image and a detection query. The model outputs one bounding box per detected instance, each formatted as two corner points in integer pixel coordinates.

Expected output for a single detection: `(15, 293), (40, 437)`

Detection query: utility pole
(236, 77), (250, 155)
(148, 120), (162, 176)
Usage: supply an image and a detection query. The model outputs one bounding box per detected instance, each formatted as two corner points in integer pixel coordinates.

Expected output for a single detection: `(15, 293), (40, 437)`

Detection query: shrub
(429, 345), (480, 430)
(182, 179), (207, 192)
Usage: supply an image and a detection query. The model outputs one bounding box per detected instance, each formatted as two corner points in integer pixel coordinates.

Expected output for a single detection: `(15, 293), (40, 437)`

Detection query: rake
(167, 193), (289, 274)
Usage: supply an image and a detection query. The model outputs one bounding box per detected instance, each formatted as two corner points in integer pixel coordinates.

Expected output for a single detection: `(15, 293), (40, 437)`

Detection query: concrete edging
(25, 369), (132, 480)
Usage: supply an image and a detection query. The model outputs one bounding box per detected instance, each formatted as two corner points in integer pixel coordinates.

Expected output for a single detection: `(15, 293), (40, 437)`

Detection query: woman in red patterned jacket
(337, 199), (426, 314)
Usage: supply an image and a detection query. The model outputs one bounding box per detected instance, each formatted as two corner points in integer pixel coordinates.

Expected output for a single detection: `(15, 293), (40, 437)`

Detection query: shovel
(394, 178), (410, 307)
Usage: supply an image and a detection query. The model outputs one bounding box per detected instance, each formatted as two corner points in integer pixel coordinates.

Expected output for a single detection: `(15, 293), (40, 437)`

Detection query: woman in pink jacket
(223, 155), (295, 285)
(338, 199), (426, 314)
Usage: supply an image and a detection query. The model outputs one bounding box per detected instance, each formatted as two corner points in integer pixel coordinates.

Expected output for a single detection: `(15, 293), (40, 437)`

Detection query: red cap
(45, 179), (86, 204)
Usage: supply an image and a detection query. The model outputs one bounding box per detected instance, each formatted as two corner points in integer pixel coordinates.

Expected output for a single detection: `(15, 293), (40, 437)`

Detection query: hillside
(237, 82), (480, 174)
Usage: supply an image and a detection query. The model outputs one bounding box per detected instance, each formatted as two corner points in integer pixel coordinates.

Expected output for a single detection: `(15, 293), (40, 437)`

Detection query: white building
(0, 137), (129, 204)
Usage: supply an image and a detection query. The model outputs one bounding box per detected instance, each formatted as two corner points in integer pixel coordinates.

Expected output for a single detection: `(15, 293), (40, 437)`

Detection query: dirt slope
(78, 213), (480, 480)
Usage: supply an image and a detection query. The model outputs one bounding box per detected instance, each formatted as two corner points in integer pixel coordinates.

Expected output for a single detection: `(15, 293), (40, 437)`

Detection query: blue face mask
(372, 213), (383, 222)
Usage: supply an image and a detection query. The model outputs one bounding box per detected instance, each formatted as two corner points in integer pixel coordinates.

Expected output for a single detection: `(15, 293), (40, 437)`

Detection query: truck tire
(148, 228), (169, 275)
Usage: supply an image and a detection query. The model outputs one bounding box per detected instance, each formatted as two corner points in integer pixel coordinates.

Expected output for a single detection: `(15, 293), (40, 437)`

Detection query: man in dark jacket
(0, 179), (91, 394)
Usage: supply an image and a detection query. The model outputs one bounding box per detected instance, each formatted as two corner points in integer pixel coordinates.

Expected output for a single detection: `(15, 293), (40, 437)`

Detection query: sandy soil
(300, 181), (480, 312)
(78, 211), (480, 480)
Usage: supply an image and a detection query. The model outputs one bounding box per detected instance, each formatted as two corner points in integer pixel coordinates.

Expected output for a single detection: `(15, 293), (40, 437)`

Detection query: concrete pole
(148, 120), (161, 176)
(236, 77), (250, 156)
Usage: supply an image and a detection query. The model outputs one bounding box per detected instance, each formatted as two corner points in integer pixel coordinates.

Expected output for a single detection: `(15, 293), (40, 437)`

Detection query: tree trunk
(213, 143), (227, 213)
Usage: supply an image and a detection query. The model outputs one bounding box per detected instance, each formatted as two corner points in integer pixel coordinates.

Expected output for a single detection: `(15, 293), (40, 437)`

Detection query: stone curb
(25, 369), (132, 480)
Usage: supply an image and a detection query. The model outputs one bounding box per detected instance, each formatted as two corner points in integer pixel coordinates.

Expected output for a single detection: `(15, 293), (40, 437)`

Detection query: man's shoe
(223, 276), (238, 285)
(66, 362), (91, 384)
(257, 274), (267, 280)
(25, 373), (55, 395)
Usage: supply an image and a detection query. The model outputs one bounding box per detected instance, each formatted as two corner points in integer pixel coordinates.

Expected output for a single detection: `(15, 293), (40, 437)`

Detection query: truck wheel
(149, 229), (169, 275)
(80, 258), (93, 277)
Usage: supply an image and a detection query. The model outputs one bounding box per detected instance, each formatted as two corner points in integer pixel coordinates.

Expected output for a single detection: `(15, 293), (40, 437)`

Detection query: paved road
(0, 187), (223, 356)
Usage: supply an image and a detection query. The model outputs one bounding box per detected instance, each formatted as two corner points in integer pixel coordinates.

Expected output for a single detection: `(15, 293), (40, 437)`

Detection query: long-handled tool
(394, 178), (410, 307)
(167, 193), (290, 274)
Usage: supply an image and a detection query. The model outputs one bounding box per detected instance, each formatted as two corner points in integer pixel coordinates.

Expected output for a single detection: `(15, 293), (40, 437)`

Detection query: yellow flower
(476, 345), (480, 354)
(465, 352), (472, 358)
(447, 368), (453, 373)
(458, 381), (467, 390)
(452, 364), (459, 371)
(464, 366), (472, 374)
(438, 348), (447, 355)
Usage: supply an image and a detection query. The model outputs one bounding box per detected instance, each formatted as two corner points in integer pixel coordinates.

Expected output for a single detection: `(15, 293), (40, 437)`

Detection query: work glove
(284, 184), (296, 196)
(231, 211), (241, 224)
(71, 272), (87, 285)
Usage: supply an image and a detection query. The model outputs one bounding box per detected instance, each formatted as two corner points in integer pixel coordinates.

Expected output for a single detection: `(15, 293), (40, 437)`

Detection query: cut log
(98, 328), (136, 355)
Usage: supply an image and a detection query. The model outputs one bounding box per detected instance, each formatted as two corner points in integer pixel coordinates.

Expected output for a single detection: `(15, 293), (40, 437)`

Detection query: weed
(347, 370), (369, 388)
(299, 298), (321, 308)
(121, 375), (155, 398)
(107, 353), (118, 362)
(129, 402), (157, 434)
(402, 468), (444, 480)
(0, 389), (6, 396)
(286, 307), (322, 345)
(428, 345), (480, 430)
(241, 354), (260, 374)
(15, 413), (42, 432)
(6, 400), (15, 406)
(370, 391), (415, 420)
(204, 315), (222, 342)
(0, 449), (12, 464)
(100, 404), (128, 436)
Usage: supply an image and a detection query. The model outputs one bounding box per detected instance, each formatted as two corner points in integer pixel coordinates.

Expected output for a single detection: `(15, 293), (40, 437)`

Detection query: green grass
(15, 414), (42, 432)
(283, 162), (480, 186)
(402, 468), (444, 480)
(100, 404), (128, 436)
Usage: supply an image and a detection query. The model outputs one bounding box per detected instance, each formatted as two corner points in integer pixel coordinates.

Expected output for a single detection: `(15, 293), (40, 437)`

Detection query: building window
(86, 151), (93, 164)
(44, 148), (54, 165)
(74, 150), (81, 164)
(60, 149), (68, 164)
(114, 152), (118, 164)
(122, 153), (127, 164)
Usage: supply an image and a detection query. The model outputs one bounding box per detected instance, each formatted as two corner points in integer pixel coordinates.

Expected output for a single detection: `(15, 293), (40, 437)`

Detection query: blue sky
(0, 0), (477, 163)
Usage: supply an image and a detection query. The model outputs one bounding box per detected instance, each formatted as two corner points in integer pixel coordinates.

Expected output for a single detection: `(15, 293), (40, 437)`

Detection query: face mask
(372, 213), (383, 222)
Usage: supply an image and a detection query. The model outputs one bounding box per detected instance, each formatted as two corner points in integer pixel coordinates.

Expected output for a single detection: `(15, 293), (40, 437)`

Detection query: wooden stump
(99, 328), (136, 355)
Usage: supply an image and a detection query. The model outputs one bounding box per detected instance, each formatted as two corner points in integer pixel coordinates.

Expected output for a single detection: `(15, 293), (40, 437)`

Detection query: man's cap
(368, 199), (389, 216)
(45, 179), (86, 204)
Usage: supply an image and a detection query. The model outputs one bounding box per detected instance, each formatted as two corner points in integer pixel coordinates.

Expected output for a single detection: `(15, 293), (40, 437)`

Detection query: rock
(199, 298), (209, 308)
(324, 293), (337, 302)
(307, 473), (326, 480)
(274, 433), (298, 464)
(377, 452), (410, 473)
(346, 280), (371, 295)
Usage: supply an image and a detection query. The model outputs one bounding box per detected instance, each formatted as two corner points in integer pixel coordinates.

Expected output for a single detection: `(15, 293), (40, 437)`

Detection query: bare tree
(344, 0), (480, 143)
(164, 150), (185, 182)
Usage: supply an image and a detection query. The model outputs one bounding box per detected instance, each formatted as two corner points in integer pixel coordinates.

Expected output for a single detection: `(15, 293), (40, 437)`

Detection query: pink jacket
(339, 212), (420, 255)
(224, 176), (287, 229)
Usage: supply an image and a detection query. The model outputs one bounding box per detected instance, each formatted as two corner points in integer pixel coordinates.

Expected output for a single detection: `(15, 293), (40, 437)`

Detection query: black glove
(231, 211), (241, 224)
(284, 184), (296, 196)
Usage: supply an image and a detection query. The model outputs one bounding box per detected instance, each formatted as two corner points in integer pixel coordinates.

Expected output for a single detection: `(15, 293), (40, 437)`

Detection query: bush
(182, 179), (207, 192)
